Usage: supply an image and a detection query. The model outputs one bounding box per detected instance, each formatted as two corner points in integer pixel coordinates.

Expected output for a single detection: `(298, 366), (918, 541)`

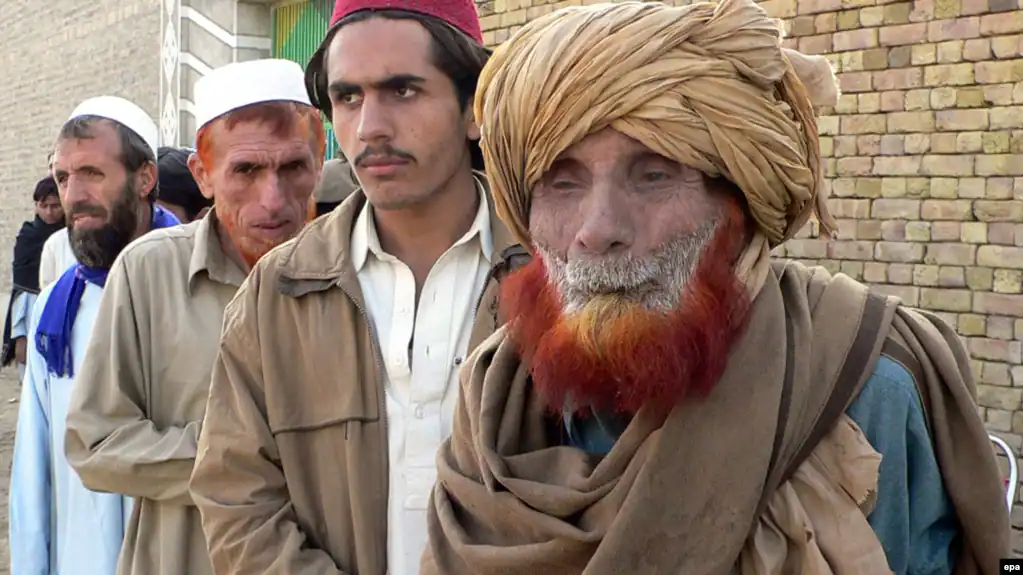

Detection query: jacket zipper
(335, 281), (390, 569)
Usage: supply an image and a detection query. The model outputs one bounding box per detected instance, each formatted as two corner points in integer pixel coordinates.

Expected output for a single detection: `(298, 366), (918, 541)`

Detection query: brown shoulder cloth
(423, 261), (1009, 575)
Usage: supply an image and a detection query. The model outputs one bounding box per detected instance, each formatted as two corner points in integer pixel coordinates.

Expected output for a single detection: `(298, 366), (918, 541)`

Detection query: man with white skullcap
(10, 96), (179, 575)
(62, 59), (325, 575)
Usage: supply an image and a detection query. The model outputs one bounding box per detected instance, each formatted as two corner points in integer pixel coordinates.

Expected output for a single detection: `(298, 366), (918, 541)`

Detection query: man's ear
(187, 152), (214, 200)
(137, 162), (158, 200)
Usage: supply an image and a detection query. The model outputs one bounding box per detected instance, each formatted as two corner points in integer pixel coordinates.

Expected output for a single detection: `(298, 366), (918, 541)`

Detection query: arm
(11, 292), (33, 364)
(9, 317), (53, 575)
(846, 356), (958, 575)
(38, 235), (57, 290)
(190, 267), (345, 575)
(64, 252), (199, 505)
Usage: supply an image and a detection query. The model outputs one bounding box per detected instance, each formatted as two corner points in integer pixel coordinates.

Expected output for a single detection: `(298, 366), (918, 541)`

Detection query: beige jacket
(65, 211), (247, 575)
(189, 184), (522, 575)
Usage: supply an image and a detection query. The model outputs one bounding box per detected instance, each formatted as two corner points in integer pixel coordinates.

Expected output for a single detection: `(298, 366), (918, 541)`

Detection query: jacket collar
(275, 171), (517, 299)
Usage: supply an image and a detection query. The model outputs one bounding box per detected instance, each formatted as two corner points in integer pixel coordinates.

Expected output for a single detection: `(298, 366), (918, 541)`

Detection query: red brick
(925, 242), (978, 264)
(880, 90), (907, 111)
(935, 109), (990, 130)
(880, 23), (929, 45)
(834, 29), (879, 51)
(799, 34), (833, 54)
(799, 0), (843, 14)
(927, 17), (981, 41)
(963, 38), (993, 61)
(921, 155), (976, 175)
(975, 292), (1023, 317)
(923, 199), (975, 219)
(887, 111), (935, 131)
(961, 0), (988, 13)
(876, 241), (927, 262)
(911, 0), (936, 22)
(839, 71), (874, 92)
(980, 12), (1023, 36)
(873, 68), (924, 90)
(924, 63), (976, 85)
(829, 240), (876, 259)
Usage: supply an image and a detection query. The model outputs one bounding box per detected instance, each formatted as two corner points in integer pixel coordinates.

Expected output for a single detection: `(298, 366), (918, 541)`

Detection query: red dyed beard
(500, 211), (753, 416)
(218, 197), (316, 268)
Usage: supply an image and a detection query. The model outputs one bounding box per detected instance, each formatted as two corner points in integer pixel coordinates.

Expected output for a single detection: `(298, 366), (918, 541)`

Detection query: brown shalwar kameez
(64, 210), (247, 575)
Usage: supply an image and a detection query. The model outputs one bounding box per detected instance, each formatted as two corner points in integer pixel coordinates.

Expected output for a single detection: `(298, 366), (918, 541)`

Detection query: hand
(14, 337), (27, 365)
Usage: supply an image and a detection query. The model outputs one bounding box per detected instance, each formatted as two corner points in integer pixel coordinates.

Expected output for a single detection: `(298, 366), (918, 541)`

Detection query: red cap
(330, 0), (483, 44)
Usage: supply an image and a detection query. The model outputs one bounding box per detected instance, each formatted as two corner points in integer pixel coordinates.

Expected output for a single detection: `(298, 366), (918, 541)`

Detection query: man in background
(155, 146), (213, 223)
(2, 175), (65, 381)
(9, 96), (179, 575)
(314, 157), (359, 216)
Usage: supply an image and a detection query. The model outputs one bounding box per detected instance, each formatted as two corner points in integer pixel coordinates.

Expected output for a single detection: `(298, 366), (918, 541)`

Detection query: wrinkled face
(52, 120), (152, 268)
(35, 195), (64, 225)
(325, 17), (479, 211)
(501, 128), (752, 415)
(190, 115), (321, 267)
(529, 128), (729, 311)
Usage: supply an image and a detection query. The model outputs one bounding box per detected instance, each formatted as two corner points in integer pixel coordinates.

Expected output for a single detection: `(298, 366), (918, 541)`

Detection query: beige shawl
(423, 262), (1009, 574)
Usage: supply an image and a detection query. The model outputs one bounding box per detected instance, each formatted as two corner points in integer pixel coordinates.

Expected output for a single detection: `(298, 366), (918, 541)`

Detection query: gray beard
(536, 218), (718, 314)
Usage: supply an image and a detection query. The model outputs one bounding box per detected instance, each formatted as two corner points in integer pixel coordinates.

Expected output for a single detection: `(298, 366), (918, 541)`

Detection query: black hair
(157, 146), (211, 220)
(58, 115), (158, 200)
(304, 9), (491, 171)
(33, 175), (59, 202)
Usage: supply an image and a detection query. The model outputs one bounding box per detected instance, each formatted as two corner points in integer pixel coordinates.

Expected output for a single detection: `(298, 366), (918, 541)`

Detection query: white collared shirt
(350, 181), (493, 575)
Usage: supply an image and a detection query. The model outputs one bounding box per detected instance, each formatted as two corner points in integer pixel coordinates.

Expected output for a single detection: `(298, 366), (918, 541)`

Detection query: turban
(475, 0), (840, 248)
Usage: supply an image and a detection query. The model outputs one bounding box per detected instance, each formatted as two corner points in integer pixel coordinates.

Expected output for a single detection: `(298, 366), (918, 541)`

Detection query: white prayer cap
(194, 59), (313, 132)
(66, 96), (159, 159)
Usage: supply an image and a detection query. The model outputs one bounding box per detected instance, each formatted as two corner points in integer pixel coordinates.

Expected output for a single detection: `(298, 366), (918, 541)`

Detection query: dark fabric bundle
(3, 214), (64, 366)
(157, 146), (211, 220)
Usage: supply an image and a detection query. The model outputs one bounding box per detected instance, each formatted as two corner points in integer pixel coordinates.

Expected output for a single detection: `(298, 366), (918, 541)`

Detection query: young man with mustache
(63, 60), (325, 575)
(9, 96), (180, 575)
(188, 1), (520, 573)
(422, 1), (1010, 573)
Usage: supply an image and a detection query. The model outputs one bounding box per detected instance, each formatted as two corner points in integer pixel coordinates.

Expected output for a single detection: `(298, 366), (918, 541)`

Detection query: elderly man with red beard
(63, 59), (324, 575)
(422, 1), (1011, 574)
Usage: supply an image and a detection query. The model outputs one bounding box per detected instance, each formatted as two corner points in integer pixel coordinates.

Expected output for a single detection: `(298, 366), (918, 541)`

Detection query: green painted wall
(273, 0), (339, 159)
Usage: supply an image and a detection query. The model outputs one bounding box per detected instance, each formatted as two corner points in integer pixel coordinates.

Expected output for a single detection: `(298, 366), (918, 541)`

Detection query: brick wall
(0, 0), (162, 294)
(478, 0), (1023, 549)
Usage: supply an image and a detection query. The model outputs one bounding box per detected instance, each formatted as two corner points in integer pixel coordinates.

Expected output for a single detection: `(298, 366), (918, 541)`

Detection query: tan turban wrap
(475, 0), (840, 250)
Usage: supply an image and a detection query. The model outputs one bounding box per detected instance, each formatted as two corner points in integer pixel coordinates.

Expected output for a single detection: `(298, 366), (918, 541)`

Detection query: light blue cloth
(11, 290), (37, 339)
(565, 356), (958, 575)
(12, 291), (36, 382)
(9, 280), (133, 575)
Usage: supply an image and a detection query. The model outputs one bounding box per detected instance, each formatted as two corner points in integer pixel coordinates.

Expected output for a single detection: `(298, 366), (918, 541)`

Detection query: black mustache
(68, 204), (107, 218)
(354, 146), (415, 167)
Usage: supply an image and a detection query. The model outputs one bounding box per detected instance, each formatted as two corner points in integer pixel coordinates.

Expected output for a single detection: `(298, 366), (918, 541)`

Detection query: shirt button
(414, 404), (425, 418)
(398, 306), (410, 315)
(392, 357), (403, 367)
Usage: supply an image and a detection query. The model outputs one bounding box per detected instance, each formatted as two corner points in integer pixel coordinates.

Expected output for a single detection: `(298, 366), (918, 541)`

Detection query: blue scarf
(35, 204), (180, 378)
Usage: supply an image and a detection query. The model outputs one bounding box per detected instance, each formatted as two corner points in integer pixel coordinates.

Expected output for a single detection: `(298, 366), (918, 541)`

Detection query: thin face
(529, 128), (729, 311)
(35, 195), (64, 225)
(52, 120), (134, 233)
(325, 17), (478, 211)
(52, 120), (152, 268)
(193, 117), (320, 264)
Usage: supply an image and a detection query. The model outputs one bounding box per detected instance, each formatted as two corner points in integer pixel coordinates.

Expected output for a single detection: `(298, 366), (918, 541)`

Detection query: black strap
(777, 291), (890, 485)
